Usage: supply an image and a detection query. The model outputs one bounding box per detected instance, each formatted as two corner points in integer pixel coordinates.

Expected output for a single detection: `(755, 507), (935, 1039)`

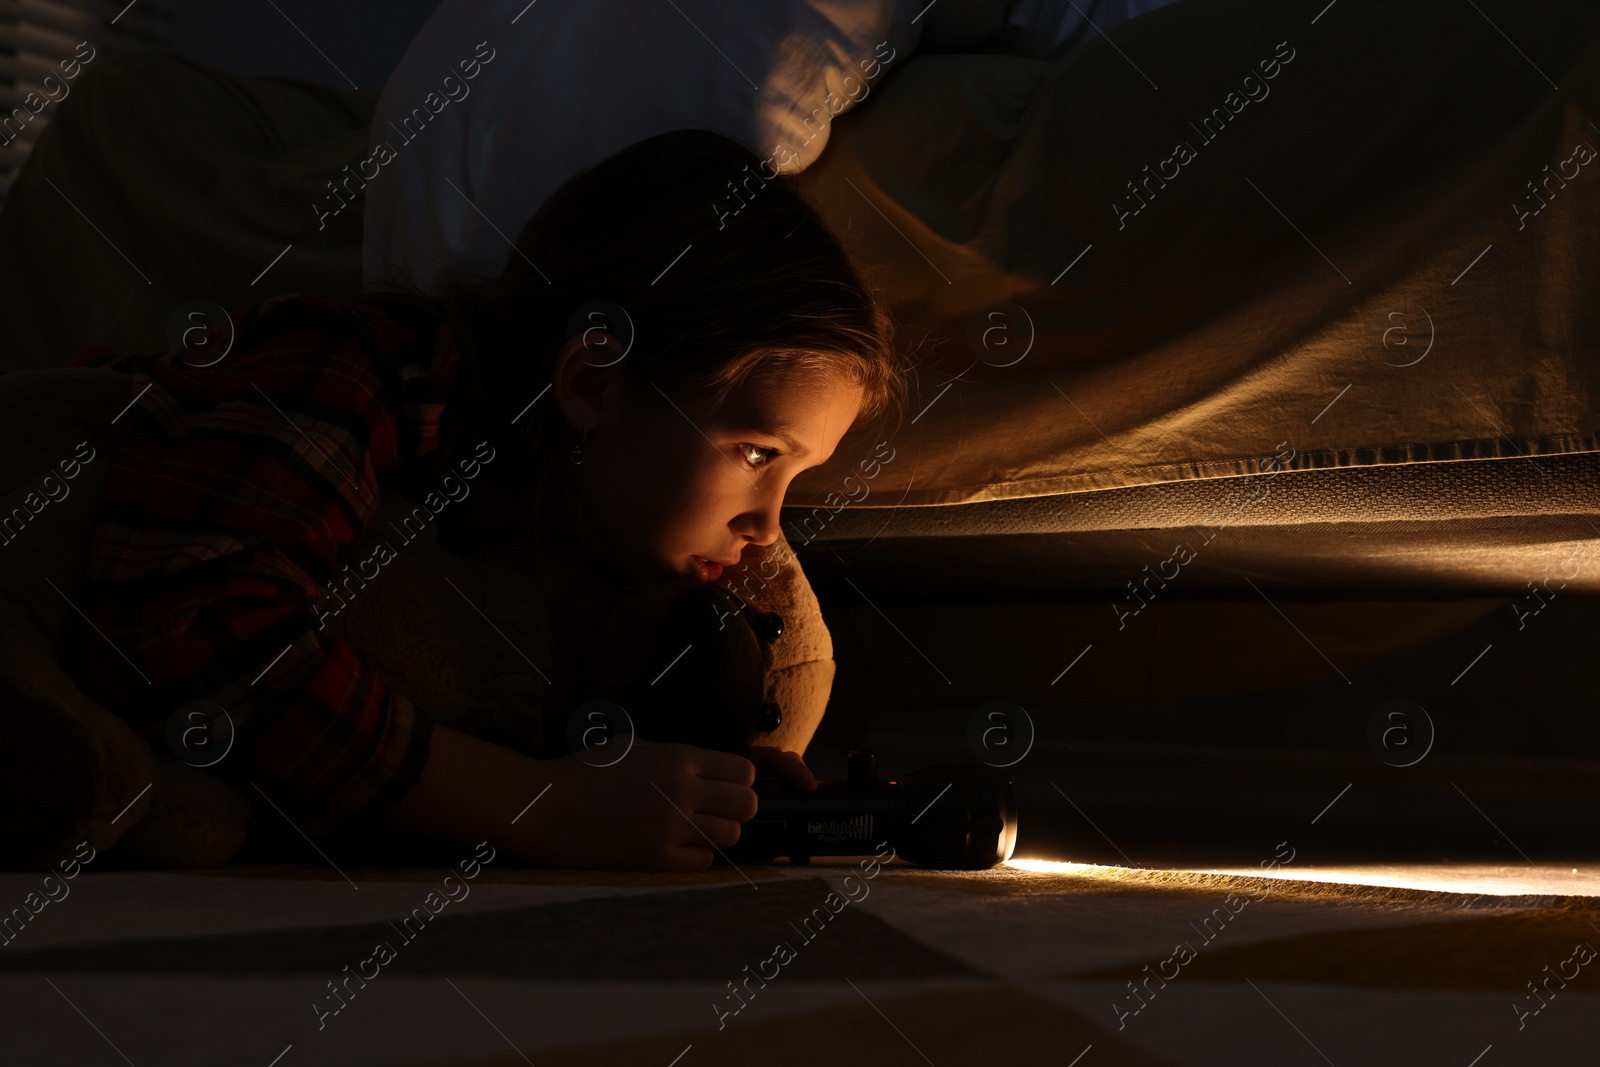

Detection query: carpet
(1, 854), (1593, 1065)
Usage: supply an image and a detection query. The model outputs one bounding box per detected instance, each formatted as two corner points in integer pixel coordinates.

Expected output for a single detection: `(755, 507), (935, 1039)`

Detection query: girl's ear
(550, 331), (627, 433)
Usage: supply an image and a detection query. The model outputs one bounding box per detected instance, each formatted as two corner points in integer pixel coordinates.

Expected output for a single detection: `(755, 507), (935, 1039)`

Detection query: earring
(569, 423), (587, 465)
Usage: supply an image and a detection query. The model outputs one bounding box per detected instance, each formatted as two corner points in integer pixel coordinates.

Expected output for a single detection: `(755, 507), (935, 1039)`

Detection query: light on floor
(1003, 856), (1597, 896)
(1004, 858), (1102, 874)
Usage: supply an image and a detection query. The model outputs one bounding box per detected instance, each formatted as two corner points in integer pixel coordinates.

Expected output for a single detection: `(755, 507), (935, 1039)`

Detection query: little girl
(68, 129), (911, 870)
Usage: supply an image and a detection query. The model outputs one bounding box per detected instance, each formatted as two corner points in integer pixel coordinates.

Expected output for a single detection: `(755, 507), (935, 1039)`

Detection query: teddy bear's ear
(540, 579), (777, 755)
(542, 580), (775, 756)
(534, 529), (834, 760)
(645, 583), (778, 751)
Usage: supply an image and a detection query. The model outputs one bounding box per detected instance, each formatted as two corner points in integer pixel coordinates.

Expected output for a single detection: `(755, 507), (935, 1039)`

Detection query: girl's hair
(368, 128), (912, 487)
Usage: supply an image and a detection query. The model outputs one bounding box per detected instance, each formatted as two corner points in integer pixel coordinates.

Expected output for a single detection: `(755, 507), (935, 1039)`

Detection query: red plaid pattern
(69, 293), (475, 841)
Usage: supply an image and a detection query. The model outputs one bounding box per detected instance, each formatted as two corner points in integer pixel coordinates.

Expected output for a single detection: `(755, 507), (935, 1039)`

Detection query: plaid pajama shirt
(68, 293), (481, 841)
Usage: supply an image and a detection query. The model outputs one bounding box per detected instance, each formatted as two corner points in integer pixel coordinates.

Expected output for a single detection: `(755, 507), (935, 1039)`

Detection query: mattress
(790, 451), (1600, 599)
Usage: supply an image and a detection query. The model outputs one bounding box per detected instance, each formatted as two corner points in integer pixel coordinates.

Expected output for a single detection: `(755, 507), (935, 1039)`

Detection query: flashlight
(726, 750), (1018, 870)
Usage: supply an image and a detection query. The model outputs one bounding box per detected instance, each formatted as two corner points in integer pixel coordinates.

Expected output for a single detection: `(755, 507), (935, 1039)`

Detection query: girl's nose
(736, 493), (786, 547)
(740, 512), (783, 548)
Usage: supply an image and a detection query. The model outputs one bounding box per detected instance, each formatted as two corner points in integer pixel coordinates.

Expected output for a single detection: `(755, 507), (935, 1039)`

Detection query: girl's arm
(375, 723), (549, 854)
(378, 725), (772, 870)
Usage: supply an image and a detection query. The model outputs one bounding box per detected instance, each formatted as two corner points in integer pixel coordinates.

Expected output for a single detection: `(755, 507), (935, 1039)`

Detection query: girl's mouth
(690, 555), (738, 583)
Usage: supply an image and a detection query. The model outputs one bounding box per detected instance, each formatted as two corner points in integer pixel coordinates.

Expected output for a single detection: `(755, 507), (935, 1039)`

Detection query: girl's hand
(512, 737), (760, 870)
(739, 745), (817, 792)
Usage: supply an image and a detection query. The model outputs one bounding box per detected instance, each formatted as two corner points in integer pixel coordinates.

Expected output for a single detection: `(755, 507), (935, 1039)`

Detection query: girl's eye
(739, 444), (778, 469)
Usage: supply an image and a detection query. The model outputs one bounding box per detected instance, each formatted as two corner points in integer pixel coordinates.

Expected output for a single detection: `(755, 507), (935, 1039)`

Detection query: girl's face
(552, 340), (865, 586)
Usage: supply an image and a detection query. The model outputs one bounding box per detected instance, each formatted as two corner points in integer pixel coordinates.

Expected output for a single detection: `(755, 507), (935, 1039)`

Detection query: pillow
(362, 0), (925, 294)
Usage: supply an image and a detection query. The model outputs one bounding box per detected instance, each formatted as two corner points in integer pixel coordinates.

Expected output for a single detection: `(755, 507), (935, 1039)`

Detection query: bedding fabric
(920, 0), (1191, 60)
(0, 0), (1596, 605)
(0, 51), (374, 372)
(360, 0), (926, 295)
(780, 0), (1600, 513)
(1008, 0), (1192, 58)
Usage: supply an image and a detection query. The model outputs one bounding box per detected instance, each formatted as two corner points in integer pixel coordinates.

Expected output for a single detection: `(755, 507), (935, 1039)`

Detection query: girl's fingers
(695, 779), (760, 823)
(682, 810), (744, 850)
(666, 843), (715, 870)
(776, 751), (817, 790)
(742, 746), (817, 790)
(693, 748), (758, 786)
